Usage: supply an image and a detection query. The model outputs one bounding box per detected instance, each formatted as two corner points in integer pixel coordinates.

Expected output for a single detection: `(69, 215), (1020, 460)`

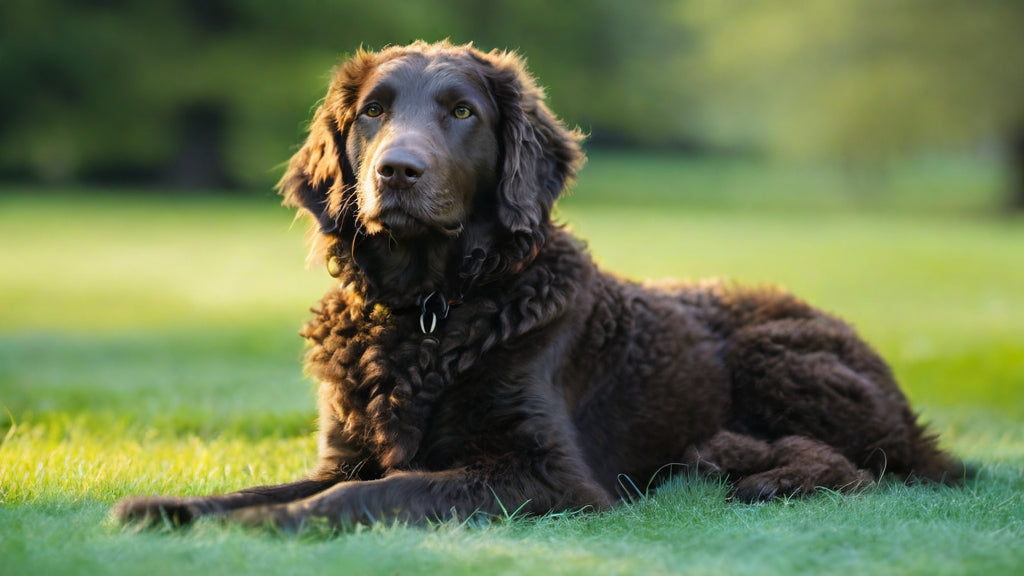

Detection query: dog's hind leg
(723, 315), (966, 484)
(732, 435), (875, 501)
(686, 431), (874, 502)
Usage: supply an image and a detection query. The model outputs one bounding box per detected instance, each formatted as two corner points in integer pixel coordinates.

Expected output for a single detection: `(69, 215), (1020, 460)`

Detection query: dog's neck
(325, 220), (548, 313)
(328, 232), (456, 311)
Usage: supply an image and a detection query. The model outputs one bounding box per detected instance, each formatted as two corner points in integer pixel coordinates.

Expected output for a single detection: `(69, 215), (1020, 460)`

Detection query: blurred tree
(0, 0), (693, 191)
(683, 0), (1024, 211)
(0, 0), (454, 189)
(449, 0), (697, 147)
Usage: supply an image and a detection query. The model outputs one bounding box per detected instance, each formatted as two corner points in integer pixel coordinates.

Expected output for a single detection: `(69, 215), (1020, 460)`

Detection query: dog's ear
(277, 104), (349, 234)
(278, 49), (378, 235)
(483, 50), (586, 236)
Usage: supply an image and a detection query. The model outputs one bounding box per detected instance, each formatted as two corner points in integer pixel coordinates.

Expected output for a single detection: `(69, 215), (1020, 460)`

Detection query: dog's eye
(453, 105), (473, 119)
(363, 103), (384, 118)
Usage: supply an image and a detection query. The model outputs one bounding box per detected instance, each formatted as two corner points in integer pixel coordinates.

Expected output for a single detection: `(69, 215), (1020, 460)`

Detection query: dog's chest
(304, 292), (497, 469)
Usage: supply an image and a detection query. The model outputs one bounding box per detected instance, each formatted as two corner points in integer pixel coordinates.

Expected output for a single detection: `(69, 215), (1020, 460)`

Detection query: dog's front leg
(113, 478), (339, 527)
(226, 463), (613, 530)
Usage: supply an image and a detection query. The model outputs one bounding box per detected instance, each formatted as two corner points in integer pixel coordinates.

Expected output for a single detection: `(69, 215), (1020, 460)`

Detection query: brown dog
(114, 41), (965, 530)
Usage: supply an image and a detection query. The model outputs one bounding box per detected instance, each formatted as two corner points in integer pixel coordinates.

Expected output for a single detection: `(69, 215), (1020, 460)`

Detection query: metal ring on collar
(419, 291), (449, 334)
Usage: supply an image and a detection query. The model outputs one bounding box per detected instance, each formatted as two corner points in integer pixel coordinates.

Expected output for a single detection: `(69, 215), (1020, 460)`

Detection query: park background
(2, 1), (1022, 575)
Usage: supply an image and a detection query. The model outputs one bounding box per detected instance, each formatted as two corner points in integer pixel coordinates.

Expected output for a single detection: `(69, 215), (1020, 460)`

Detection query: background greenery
(2, 0), (1023, 208)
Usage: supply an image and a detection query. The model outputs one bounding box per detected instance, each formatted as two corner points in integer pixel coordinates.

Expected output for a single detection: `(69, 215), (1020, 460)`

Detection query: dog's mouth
(364, 210), (463, 240)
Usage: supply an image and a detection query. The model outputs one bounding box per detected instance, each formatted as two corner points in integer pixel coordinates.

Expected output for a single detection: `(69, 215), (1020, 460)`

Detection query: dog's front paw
(112, 496), (208, 527)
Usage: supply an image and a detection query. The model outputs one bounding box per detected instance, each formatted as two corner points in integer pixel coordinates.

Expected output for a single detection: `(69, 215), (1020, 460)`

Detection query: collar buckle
(419, 291), (451, 334)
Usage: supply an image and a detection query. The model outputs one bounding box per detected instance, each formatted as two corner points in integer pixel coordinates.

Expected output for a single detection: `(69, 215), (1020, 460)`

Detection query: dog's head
(279, 41), (584, 302)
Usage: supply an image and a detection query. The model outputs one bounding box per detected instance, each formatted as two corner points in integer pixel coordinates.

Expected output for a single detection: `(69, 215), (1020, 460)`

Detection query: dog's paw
(111, 496), (205, 527)
(732, 467), (875, 503)
(732, 472), (794, 502)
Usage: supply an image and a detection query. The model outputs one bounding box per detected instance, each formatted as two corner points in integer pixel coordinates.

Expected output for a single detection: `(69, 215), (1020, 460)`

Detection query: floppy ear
(485, 50), (586, 236)
(277, 104), (350, 235)
(278, 49), (378, 236)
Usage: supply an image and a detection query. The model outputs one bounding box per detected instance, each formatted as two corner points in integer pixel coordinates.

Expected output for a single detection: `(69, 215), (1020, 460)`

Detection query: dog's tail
(903, 425), (975, 485)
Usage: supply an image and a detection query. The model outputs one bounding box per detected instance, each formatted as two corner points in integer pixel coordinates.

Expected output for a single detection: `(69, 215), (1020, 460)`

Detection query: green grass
(2, 155), (1023, 575)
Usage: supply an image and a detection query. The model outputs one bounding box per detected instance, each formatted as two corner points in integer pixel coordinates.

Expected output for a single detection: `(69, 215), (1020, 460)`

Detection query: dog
(114, 41), (966, 530)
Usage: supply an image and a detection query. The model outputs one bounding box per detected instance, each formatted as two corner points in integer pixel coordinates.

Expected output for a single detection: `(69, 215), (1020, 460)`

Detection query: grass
(2, 154), (1023, 575)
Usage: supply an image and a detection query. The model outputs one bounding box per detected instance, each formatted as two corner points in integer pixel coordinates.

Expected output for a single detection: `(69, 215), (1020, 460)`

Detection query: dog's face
(279, 42), (585, 296)
(346, 53), (501, 240)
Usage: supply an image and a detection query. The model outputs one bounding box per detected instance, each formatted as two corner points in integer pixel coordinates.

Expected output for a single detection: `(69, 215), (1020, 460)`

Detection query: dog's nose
(376, 150), (425, 189)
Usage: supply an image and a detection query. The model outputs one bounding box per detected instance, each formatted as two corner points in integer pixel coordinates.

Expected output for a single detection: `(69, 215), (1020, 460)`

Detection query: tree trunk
(1007, 127), (1024, 213)
(164, 102), (233, 192)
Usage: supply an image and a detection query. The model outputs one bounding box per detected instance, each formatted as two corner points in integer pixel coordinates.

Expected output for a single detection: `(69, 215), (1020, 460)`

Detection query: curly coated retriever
(114, 41), (966, 530)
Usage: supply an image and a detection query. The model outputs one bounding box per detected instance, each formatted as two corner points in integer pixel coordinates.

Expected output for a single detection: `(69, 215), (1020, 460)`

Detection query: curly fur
(114, 41), (966, 530)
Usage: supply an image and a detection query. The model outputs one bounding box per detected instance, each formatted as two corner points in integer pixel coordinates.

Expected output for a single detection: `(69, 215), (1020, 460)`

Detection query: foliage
(0, 0), (688, 188)
(683, 1), (1024, 161)
(4, 0), (1022, 205)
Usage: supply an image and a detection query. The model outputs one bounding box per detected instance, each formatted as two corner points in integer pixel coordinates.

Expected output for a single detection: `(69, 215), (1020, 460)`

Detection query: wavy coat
(114, 41), (965, 529)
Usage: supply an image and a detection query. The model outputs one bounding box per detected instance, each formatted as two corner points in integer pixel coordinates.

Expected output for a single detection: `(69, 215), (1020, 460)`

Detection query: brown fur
(114, 41), (965, 530)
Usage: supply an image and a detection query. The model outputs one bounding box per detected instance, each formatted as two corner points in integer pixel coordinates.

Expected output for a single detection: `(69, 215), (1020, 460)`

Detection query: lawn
(1, 154), (1023, 575)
